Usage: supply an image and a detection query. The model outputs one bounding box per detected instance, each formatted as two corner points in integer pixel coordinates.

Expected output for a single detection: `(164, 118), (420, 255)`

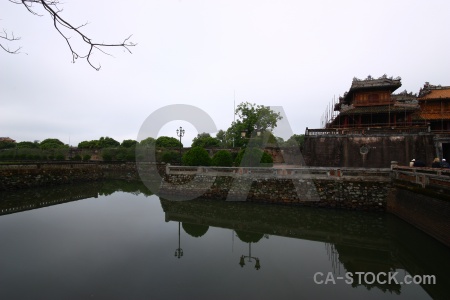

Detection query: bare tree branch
(0, 28), (22, 54)
(3, 0), (137, 70)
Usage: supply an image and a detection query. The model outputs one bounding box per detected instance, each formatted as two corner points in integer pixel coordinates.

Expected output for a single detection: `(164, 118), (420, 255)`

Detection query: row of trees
(77, 136), (182, 149)
(1, 102), (303, 163)
(178, 147), (273, 167)
(0, 138), (69, 150)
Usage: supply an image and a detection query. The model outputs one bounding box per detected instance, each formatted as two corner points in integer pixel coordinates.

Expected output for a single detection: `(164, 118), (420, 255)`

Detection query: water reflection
(160, 197), (450, 299)
(0, 181), (449, 299)
(238, 241), (261, 270)
(174, 222), (183, 259)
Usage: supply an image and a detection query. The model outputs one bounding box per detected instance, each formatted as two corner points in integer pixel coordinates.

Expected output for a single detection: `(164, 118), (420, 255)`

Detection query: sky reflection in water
(0, 181), (448, 300)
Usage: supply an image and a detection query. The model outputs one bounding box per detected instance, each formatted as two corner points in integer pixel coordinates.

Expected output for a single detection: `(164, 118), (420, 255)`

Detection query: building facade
(304, 75), (450, 168)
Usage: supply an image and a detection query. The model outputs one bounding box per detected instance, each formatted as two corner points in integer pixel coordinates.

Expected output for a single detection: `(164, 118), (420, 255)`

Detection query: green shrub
(72, 154), (82, 161)
(211, 150), (233, 167)
(55, 154), (65, 160)
(102, 152), (113, 161)
(234, 148), (273, 167)
(156, 136), (182, 148)
(125, 153), (135, 161)
(116, 153), (126, 161)
(161, 150), (180, 164)
(182, 147), (211, 166)
(82, 154), (91, 161)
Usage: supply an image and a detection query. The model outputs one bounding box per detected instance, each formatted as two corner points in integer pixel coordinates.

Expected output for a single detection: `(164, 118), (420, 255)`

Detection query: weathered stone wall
(388, 167), (450, 248)
(159, 174), (391, 211)
(0, 164), (103, 190)
(303, 134), (436, 168)
(0, 162), (170, 191)
(387, 185), (450, 248)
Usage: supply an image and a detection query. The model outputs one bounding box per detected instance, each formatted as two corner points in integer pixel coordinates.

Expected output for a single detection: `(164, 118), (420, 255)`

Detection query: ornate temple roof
(339, 75), (402, 105)
(418, 82), (450, 100)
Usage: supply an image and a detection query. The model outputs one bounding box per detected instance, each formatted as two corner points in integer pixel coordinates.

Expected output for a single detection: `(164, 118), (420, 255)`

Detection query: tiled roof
(340, 75), (402, 105)
(418, 89), (450, 100)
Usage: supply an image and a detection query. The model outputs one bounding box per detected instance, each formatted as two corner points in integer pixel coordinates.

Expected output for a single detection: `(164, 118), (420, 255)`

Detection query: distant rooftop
(418, 82), (450, 99)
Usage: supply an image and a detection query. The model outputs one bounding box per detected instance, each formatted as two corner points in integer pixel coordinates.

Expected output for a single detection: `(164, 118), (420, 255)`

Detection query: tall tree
(140, 137), (156, 146)
(284, 134), (305, 147)
(215, 129), (230, 148)
(121, 139), (137, 148)
(227, 102), (282, 147)
(97, 137), (120, 148)
(40, 138), (67, 149)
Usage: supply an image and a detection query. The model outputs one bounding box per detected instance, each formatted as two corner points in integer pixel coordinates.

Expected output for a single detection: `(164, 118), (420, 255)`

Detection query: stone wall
(303, 133), (436, 168)
(388, 167), (450, 248)
(0, 162), (171, 191)
(0, 164), (103, 190)
(159, 173), (391, 211)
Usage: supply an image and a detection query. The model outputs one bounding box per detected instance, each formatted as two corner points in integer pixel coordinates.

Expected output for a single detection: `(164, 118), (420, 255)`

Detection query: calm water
(0, 181), (449, 300)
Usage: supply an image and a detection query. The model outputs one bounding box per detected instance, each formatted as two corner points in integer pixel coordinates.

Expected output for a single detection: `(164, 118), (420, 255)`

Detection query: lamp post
(174, 222), (183, 259)
(239, 242), (261, 270)
(241, 127), (262, 148)
(176, 126), (185, 165)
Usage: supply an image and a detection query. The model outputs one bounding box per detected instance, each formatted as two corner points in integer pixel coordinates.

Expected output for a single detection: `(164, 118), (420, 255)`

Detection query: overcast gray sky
(1, 0), (450, 146)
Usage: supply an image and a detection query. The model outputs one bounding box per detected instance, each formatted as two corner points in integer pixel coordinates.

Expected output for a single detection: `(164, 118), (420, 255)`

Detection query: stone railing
(305, 126), (430, 136)
(392, 165), (450, 189)
(165, 164), (391, 181)
(0, 162), (100, 170)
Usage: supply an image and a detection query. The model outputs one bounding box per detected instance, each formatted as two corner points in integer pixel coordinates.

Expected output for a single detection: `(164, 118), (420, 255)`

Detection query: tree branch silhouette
(2, 0), (136, 70)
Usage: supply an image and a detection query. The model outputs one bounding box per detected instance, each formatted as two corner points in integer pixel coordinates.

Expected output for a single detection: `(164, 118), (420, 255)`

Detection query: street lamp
(239, 242), (261, 270)
(241, 128), (262, 148)
(174, 222), (183, 259)
(241, 127), (262, 138)
(176, 126), (185, 165)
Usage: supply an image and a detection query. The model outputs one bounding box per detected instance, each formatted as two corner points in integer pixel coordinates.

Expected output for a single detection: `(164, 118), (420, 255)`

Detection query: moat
(0, 180), (449, 299)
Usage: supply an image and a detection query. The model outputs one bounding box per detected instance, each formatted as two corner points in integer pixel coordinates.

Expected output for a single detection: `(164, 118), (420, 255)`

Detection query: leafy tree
(78, 140), (99, 149)
(16, 141), (39, 149)
(182, 147), (211, 166)
(102, 151), (113, 161)
(97, 137), (120, 148)
(211, 150), (233, 167)
(234, 148), (273, 167)
(216, 129), (231, 148)
(55, 153), (65, 160)
(72, 154), (82, 161)
(192, 133), (220, 148)
(0, 140), (16, 149)
(82, 154), (91, 162)
(121, 139), (137, 148)
(156, 136), (182, 148)
(40, 138), (67, 149)
(227, 102), (282, 147)
(140, 137), (156, 146)
(284, 134), (305, 147)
